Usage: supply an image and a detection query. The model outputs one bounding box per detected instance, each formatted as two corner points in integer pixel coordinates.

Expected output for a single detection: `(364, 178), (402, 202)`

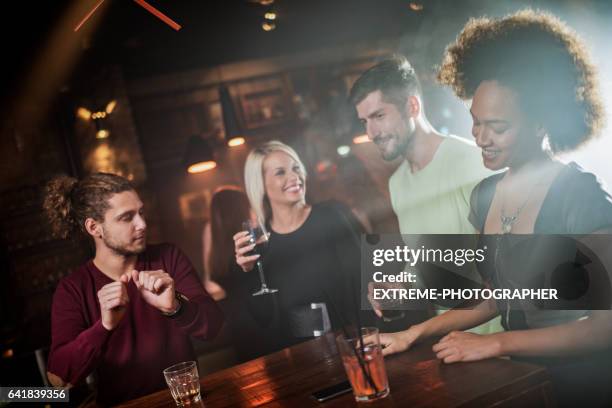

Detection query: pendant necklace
(499, 177), (544, 234)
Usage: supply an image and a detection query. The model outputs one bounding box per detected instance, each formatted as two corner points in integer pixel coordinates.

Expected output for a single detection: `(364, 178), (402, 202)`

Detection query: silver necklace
(499, 178), (544, 234)
(500, 202), (529, 234)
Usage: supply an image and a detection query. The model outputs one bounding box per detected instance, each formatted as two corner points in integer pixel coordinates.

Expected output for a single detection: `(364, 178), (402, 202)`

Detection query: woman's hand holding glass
(233, 230), (260, 272)
(236, 219), (277, 296)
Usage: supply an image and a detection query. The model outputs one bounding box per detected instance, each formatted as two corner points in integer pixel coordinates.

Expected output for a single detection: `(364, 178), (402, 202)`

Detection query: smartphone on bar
(311, 380), (352, 402)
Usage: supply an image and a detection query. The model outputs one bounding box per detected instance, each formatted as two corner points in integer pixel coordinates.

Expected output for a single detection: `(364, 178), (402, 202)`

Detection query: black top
(469, 162), (612, 407)
(238, 201), (363, 356)
(267, 201), (361, 318)
(469, 162), (612, 327)
(469, 162), (612, 234)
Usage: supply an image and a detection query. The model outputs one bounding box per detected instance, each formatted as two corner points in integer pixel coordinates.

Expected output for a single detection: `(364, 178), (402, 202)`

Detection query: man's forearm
(48, 319), (112, 386)
(499, 311), (612, 357)
(417, 299), (499, 339)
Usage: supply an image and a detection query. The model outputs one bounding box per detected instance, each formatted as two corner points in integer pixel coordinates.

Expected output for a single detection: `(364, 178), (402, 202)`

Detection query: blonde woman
(233, 141), (363, 351)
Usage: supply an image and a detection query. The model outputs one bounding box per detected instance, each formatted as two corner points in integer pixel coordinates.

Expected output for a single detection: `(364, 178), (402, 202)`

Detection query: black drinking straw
(350, 275), (379, 394)
(327, 207), (379, 393)
(326, 296), (378, 393)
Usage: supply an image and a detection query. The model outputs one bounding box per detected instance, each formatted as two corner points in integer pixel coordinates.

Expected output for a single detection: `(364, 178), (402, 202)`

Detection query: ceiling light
(96, 129), (110, 139)
(105, 100), (117, 114)
(262, 21), (276, 31)
(352, 134), (370, 144)
(409, 2), (423, 11)
(337, 145), (351, 157)
(183, 135), (217, 173)
(187, 161), (217, 174)
(227, 137), (245, 147)
(77, 107), (92, 120)
(219, 84), (244, 145)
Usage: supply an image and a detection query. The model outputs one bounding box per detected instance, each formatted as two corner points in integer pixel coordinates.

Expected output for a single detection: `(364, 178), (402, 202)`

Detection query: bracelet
(162, 292), (188, 318)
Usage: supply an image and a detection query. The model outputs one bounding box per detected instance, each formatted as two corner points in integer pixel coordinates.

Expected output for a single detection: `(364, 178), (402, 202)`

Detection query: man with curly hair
(43, 172), (223, 406)
(378, 9), (612, 407)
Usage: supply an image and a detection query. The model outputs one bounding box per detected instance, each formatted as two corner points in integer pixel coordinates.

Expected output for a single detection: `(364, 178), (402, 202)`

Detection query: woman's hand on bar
(432, 331), (503, 363)
(233, 230), (259, 272)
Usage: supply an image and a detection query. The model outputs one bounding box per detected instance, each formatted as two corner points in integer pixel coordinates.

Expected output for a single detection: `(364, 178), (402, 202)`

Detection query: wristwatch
(162, 291), (189, 318)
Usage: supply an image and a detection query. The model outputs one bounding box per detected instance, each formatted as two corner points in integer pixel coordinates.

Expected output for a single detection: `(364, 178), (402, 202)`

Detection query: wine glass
(242, 219), (278, 296)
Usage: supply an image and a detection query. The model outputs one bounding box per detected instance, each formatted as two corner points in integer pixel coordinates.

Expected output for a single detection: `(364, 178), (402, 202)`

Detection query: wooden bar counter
(117, 333), (554, 407)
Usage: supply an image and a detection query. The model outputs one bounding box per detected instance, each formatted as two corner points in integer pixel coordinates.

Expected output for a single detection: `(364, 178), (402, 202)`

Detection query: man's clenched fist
(97, 274), (130, 330)
(131, 269), (178, 314)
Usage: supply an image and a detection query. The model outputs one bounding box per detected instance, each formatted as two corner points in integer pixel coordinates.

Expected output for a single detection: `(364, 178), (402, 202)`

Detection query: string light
(262, 4), (277, 31)
(262, 21), (276, 31)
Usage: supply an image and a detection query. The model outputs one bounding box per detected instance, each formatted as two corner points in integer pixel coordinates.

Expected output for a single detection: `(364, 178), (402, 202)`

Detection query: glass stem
(256, 260), (268, 289)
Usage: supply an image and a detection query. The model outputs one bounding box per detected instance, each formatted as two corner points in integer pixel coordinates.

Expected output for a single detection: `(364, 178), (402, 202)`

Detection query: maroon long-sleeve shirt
(47, 243), (224, 406)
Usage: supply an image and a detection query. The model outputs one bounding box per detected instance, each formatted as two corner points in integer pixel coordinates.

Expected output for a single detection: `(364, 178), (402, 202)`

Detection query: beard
(380, 135), (410, 161)
(101, 228), (146, 257)
(377, 131), (411, 161)
(377, 115), (414, 161)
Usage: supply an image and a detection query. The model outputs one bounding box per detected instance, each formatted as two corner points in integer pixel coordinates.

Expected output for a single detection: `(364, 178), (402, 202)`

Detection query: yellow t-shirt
(389, 135), (502, 334)
(389, 135), (490, 235)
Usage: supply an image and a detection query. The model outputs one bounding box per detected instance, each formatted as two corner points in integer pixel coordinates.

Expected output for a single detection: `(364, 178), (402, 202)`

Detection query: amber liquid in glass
(341, 344), (389, 401)
(173, 388), (201, 407)
(168, 374), (202, 407)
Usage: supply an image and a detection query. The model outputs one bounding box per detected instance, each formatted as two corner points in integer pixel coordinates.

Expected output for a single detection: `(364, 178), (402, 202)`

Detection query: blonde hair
(244, 140), (307, 226)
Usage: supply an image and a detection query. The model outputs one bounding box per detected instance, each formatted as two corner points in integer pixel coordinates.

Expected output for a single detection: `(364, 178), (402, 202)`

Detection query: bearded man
(43, 172), (223, 406)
